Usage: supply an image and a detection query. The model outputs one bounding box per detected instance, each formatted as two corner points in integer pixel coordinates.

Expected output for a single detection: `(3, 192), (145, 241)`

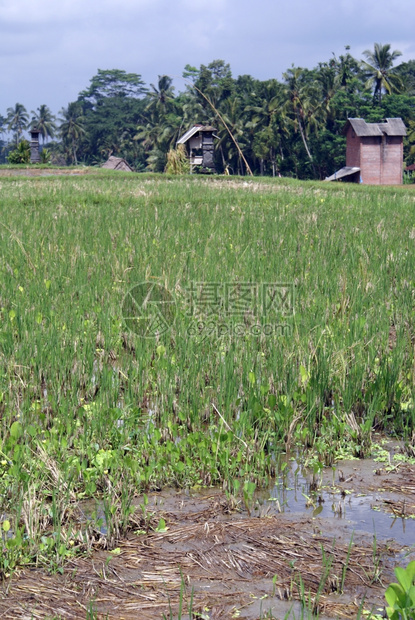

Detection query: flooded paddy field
(2, 446), (414, 619)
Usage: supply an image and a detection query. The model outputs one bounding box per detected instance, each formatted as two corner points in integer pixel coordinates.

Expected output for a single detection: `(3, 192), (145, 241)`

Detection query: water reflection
(260, 460), (415, 547)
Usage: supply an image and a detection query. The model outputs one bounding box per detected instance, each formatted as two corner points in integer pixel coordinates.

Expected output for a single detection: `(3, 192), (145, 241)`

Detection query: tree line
(1, 43), (414, 179)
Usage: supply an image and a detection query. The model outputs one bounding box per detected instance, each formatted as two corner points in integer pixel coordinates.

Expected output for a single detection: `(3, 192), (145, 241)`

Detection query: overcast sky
(1, 0), (414, 119)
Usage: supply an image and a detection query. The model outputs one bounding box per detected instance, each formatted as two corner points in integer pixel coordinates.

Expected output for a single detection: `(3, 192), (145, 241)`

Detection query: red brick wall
(360, 137), (382, 184)
(345, 125), (404, 185)
(380, 136), (403, 184)
(345, 126), (360, 168)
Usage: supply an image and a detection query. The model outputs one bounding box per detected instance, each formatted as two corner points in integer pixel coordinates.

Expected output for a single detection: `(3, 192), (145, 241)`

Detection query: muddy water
(258, 457), (415, 547)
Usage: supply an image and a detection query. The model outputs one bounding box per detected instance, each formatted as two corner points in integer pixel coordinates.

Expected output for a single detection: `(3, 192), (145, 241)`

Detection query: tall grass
(0, 171), (414, 569)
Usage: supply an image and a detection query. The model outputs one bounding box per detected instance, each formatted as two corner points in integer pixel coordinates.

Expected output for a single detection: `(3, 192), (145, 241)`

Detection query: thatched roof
(102, 156), (133, 172)
(343, 118), (406, 137)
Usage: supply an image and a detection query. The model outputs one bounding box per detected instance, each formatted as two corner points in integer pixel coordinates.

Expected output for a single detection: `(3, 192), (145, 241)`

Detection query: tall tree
(76, 69), (147, 167)
(79, 69), (147, 104)
(59, 102), (86, 165)
(246, 80), (287, 175)
(362, 43), (403, 104)
(395, 60), (415, 95)
(6, 103), (29, 145)
(282, 67), (320, 170)
(30, 104), (57, 144)
(146, 75), (176, 116)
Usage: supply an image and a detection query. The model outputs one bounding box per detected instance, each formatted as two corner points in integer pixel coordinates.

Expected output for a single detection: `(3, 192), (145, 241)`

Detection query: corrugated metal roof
(177, 125), (216, 144)
(343, 118), (406, 137)
(325, 166), (360, 182)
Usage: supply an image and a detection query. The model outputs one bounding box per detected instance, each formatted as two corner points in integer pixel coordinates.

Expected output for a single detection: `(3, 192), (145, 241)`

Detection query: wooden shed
(102, 156), (133, 172)
(326, 118), (406, 185)
(177, 125), (217, 172)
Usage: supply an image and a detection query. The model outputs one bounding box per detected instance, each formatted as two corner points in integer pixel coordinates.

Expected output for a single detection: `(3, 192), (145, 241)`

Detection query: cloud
(0, 0), (155, 24)
(0, 0), (414, 116)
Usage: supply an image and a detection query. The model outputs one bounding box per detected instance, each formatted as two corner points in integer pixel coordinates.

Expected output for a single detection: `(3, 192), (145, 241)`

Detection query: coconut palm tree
(362, 43), (403, 104)
(6, 103), (29, 145)
(282, 67), (320, 170)
(146, 75), (175, 116)
(30, 105), (57, 144)
(59, 102), (86, 165)
(246, 80), (287, 175)
(214, 96), (249, 175)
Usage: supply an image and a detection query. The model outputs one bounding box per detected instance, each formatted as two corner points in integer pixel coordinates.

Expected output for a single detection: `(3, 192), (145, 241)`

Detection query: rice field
(0, 169), (415, 578)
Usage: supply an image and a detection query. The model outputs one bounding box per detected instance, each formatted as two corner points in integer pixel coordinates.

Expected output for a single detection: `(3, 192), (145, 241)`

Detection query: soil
(0, 168), (93, 177)
(1, 446), (414, 619)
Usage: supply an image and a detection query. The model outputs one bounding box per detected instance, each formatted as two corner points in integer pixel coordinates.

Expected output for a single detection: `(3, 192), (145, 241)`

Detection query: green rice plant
(85, 598), (108, 620)
(289, 542), (335, 618)
(1, 172), (415, 570)
(162, 570), (196, 619)
(370, 532), (384, 585)
(340, 532), (354, 594)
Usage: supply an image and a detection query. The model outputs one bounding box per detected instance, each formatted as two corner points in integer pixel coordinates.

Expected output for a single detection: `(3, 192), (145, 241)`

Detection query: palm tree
(214, 96), (249, 175)
(135, 111), (183, 172)
(59, 102), (86, 165)
(6, 103), (29, 145)
(30, 105), (57, 144)
(282, 67), (320, 170)
(146, 75), (175, 116)
(246, 81), (287, 175)
(362, 43), (403, 104)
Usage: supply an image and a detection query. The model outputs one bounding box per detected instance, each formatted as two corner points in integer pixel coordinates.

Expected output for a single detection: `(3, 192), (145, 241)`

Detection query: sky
(0, 0), (414, 119)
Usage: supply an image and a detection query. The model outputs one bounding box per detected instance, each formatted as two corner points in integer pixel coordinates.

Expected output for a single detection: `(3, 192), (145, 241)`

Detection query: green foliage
(76, 69), (148, 168)
(7, 139), (30, 163)
(40, 148), (52, 164)
(79, 69), (147, 102)
(385, 561), (415, 619)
